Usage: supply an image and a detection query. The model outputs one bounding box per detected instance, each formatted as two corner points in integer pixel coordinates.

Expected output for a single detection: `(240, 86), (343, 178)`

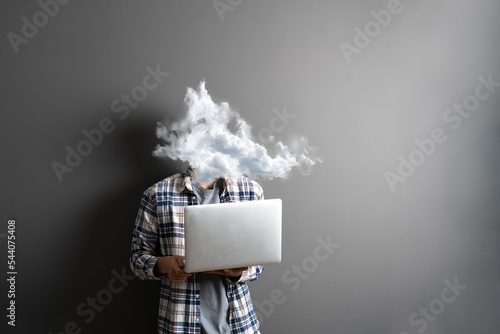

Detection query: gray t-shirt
(192, 182), (231, 334)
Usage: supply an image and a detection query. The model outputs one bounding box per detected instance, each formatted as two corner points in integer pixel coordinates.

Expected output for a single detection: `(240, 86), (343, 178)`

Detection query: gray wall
(1, 0), (499, 333)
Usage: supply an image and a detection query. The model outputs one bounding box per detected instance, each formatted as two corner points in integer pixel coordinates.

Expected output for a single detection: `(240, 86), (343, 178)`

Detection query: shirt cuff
(148, 256), (163, 280)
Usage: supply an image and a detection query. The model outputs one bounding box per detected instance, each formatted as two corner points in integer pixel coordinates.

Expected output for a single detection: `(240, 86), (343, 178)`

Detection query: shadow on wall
(46, 110), (185, 333)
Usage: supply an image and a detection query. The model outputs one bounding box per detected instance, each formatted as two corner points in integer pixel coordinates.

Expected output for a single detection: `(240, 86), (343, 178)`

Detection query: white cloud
(153, 81), (321, 182)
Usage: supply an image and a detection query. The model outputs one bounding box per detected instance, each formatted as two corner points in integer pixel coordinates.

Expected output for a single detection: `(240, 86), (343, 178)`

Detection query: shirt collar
(179, 170), (228, 196)
(182, 172), (194, 193)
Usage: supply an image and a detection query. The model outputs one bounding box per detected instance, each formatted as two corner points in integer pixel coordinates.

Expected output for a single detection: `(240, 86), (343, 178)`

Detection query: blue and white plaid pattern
(130, 171), (264, 334)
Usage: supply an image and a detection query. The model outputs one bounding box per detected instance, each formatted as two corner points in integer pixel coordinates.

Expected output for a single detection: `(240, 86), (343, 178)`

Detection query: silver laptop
(183, 199), (282, 273)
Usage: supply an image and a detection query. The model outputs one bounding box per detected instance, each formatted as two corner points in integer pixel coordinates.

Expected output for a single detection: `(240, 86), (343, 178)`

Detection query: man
(130, 168), (264, 334)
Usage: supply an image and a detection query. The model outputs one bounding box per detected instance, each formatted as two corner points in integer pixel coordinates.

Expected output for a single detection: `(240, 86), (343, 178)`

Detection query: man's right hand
(155, 256), (192, 283)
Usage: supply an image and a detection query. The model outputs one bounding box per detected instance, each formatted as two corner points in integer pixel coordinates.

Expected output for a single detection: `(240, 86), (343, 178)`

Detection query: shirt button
(195, 318), (200, 322)
(195, 294), (200, 298)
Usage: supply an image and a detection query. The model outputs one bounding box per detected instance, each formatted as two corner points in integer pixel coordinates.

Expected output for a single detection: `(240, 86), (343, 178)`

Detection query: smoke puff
(153, 81), (321, 182)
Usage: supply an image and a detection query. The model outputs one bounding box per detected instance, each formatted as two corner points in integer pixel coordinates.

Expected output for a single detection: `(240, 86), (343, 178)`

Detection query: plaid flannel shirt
(130, 171), (264, 334)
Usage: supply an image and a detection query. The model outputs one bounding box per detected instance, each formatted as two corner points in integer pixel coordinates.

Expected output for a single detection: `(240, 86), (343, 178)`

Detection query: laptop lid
(183, 199), (282, 273)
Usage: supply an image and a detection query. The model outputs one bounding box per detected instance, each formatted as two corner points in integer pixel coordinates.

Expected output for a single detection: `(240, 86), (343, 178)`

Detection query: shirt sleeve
(129, 188), (162, 280)
(256, 182), (264, 201)
(235, 265), (264, 283)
